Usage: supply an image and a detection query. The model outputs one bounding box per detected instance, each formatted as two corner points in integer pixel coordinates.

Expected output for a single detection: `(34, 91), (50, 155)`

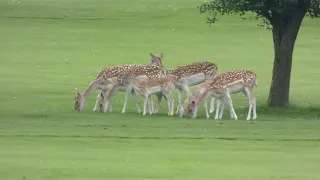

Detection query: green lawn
(1, 0), (320, 179)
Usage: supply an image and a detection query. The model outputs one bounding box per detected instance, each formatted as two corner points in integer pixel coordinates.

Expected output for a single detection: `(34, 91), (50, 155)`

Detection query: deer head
(98, 80), (125, 113)
(99, 92), (107, 113)
(177, 96), (195, 118)
(74, 88), (85, 111)
(150, 52), (164, 67)
(187, 100), (196, 119)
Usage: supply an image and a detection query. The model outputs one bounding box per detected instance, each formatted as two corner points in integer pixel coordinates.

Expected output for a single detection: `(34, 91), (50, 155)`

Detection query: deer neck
(195, 90), (211, 107)
(82, 79), (102, 99)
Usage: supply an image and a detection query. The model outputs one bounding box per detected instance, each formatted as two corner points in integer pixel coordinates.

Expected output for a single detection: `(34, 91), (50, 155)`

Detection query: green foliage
(198, 0), (320, 29)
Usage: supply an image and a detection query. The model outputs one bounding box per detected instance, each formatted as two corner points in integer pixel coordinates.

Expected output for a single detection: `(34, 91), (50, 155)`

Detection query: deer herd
(74, 53), (258, 120)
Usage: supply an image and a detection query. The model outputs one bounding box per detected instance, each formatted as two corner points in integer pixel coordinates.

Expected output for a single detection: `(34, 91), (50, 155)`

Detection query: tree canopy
(197, 0), (320, 107)
(198, 0), (320, 27)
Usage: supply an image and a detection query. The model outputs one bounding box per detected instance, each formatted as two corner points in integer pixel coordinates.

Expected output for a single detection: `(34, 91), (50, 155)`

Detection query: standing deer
(149, 53), (218, 114)
(179, 69), (258, 120)
(99, 65), (168, 113)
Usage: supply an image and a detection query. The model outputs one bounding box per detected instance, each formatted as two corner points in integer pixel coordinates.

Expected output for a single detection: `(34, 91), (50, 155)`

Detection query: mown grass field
(1, 0), (320, 179)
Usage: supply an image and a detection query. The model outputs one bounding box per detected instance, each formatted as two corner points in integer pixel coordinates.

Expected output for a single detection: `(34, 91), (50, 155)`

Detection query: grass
(1, 0), (320, 179)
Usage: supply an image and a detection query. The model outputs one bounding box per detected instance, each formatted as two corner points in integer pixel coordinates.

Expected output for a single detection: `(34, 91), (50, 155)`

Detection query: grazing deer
(149, 53), (218, 114)
(179, 69), (258, 120)
(74, 64), (144, 112)
(74, 53), (165, 112)
(177, 80), (214, 119)
(99, 65), (168, 113)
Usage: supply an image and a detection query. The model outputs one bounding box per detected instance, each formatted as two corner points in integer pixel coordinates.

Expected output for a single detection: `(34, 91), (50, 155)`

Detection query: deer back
(95, 64), (144, 82)
(131, 65), (167, 79)
(170, 61), (217, 78)
(208, 69), (257, 93)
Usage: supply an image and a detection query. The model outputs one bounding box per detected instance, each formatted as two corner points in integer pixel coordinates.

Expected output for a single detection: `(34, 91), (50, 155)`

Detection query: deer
(149, 53), (218, 114)
(74, 64), (146, 112)
(104, 73), (184, 116)
(99, 64), (168, 113)
(178, 69), (258, 120)
(74, 53), (165, 112)
(177, 80), (215, 119)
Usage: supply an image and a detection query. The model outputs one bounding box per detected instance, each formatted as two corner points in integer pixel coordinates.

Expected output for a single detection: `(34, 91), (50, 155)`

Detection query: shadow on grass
(1, 134), (320, 142)
(16, 103), (320, 120)
(252, 104), (320, 120)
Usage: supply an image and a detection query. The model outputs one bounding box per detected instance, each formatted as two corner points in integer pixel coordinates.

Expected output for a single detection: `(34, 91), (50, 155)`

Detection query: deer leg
(99, 85), (121, 113)
(219, 100), (234, 119)
(145, 98), (150, 114)
(178, 103), (185, 118)
(218, 101), (225, 120)
(163, 92), (170, 116)
(148, 95), (153, 114)
(154, 93), (162, 114)
(148, 96), (153, 114)
(178, 84), (191, 114)
(107, 93), (114, 113)
(242, 88), (254, 120)
(163, 92), (174, 116)
(223, 94), (237, 120)
(144, 96), (150, 114)
(131, 89), (141, 114)
(209, 96), (215, 113)
(244, 88), (257, 120)
(147, 95), (154, 114)
(121, 87), (131, 113)
(252, 97), (257, 120)
(149, 95), (154, 113)
(214, 98), (221, 120)
(93, 90), (105, 112)
(142, 93), (149, 116)
(176, 89), (183, 115)
(228, 103), (235, 119)
(99, 92), (109, 113)
(150, 97), (154, 114)
(192, 105), (199, 119)
(151, 95), (155, 114)
(166, 92), (174, 116)
(170, 96), (174, 116)
(204, 99), (210, 119)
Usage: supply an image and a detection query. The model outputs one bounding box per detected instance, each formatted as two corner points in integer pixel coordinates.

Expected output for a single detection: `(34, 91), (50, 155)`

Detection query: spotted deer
(179, 69), (258, 120)
(99, 65), (168, 113)
(74, 64), (145, 112)
(177, 80), (215, 119)
(109, 74), (183, 115)
(149, 53), (218, 114)
(74, 53), (165, 112)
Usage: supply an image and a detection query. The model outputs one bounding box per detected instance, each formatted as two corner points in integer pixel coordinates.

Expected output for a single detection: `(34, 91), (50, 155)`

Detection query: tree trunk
(267, 11), (307, 107)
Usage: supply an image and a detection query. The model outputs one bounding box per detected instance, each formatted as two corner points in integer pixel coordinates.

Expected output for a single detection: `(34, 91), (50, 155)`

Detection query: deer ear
(150, 53), (156, 58)
(160, 52), (164, 59)
(75, 88), (81, 96)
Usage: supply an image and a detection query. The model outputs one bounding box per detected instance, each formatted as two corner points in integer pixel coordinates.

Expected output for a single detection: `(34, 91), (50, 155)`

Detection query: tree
(198, 0), (320, 107)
